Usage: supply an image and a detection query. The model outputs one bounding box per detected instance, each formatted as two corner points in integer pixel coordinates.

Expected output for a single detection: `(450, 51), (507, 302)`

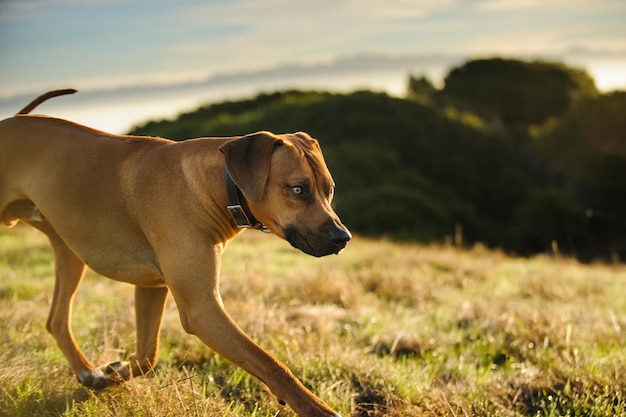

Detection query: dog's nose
(329, 227), (351, 250)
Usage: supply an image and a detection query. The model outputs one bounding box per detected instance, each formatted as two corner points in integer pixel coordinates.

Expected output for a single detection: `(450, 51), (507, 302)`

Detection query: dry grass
(1, 224), (625, 416)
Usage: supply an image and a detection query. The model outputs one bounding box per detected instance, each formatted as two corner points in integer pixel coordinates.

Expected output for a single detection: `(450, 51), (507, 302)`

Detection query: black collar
(224, 168), (269, 232)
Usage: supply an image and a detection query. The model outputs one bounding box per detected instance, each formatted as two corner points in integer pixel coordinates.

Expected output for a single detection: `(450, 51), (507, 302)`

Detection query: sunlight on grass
(1, 225), (625, 416)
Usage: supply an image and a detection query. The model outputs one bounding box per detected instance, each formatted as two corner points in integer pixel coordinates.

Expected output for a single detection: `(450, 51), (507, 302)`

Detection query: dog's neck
(224, 168), (269, 232)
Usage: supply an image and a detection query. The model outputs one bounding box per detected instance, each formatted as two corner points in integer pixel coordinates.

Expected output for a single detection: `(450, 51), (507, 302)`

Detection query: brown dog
(0, 90), (350, 417)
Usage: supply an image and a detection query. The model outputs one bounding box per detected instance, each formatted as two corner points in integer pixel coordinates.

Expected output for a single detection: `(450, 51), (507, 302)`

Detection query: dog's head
(220, 131), (351, 257)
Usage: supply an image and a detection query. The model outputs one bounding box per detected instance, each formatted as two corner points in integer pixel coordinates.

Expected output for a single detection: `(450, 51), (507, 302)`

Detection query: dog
(0, 89), (350, 417)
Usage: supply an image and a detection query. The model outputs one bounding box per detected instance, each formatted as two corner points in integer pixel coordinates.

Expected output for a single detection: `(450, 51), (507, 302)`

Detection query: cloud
(1, 0), (625, 98)
(475, 0), (557, 11)
(332, 0), (456, 19)
(473, 0), (604, 12)
(156, 0), (459, 72)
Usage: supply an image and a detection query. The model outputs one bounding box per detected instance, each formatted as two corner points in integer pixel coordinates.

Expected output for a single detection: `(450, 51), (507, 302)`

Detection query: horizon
(1, 51), (624, 134)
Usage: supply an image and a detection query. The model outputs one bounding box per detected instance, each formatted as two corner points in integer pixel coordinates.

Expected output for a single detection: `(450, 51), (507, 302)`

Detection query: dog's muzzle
(328, 226), (352, 253)
(285, 223), (351, 257)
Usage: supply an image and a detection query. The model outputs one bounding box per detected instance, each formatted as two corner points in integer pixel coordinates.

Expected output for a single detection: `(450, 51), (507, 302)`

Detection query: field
(1, 225), (625, 416)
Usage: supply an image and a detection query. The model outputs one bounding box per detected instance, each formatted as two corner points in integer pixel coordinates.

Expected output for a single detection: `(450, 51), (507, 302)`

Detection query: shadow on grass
(0, 383), (91, 417)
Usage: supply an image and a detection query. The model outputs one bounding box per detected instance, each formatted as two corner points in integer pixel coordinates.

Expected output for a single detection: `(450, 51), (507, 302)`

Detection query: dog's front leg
(162, 245), (340, 417)
(131, 286), (169, 376)
(102, 286), (169, 383)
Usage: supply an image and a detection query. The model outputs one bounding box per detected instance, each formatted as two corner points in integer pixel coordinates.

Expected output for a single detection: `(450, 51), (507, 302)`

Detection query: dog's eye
(287, 182), (311, 199)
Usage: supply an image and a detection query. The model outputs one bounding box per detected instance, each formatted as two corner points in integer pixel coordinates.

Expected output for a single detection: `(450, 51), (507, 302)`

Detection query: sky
(1, 0), (625, 132)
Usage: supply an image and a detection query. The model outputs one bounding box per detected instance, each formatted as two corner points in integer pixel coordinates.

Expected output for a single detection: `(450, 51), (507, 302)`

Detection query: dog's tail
(16, 89), (78, 115)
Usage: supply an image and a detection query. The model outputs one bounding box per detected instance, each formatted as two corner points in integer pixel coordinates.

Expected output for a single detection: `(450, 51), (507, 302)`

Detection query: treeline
(129, 58), (626, 261)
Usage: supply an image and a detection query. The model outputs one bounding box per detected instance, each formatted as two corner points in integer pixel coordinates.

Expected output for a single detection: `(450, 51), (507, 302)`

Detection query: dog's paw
(76, 369), (108, 390)
(101, 360), (131, 383)
(104, 361), (128, 376)
(76, 361), (131, 389)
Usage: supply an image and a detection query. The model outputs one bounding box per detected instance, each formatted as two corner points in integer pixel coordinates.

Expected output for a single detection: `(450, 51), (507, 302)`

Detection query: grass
(1, 224), (625, 416)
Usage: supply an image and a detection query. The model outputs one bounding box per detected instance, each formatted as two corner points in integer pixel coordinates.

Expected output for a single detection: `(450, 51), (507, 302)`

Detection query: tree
(407, 75), (437, 102)
(440, 58), (598, 127)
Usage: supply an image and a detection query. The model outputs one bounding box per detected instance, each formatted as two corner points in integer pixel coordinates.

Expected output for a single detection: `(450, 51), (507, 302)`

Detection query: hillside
(129, 58), (626, 261)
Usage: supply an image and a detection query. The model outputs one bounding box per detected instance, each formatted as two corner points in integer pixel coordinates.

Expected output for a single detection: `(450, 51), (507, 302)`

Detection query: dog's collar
(224, 168), (270, 232)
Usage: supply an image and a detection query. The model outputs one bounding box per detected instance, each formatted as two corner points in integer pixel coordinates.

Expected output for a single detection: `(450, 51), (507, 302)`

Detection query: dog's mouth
(284, 224), (351, 257)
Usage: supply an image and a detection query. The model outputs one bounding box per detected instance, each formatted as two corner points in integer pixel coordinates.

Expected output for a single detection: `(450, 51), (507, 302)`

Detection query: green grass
(1, 224), (625, 416)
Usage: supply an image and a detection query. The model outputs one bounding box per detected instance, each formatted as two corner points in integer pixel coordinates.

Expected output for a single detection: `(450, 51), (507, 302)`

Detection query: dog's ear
(219, 131), (283, 202)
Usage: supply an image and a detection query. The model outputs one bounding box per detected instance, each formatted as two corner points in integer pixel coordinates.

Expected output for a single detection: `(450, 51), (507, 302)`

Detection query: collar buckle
(227, 204), (253, 229)
(224, 168), (271, 233)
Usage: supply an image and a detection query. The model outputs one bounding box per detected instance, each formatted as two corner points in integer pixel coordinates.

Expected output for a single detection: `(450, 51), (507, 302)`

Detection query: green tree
(441, 58), (598, 127)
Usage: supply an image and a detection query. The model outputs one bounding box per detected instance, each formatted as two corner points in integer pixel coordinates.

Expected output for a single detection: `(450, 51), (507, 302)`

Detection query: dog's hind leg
(30, 220), (169, 388)
(28, 221), (112, 388)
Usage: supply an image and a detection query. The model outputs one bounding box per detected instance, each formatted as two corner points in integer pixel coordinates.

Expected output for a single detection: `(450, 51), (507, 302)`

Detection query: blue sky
(1, 0), (625, 98)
